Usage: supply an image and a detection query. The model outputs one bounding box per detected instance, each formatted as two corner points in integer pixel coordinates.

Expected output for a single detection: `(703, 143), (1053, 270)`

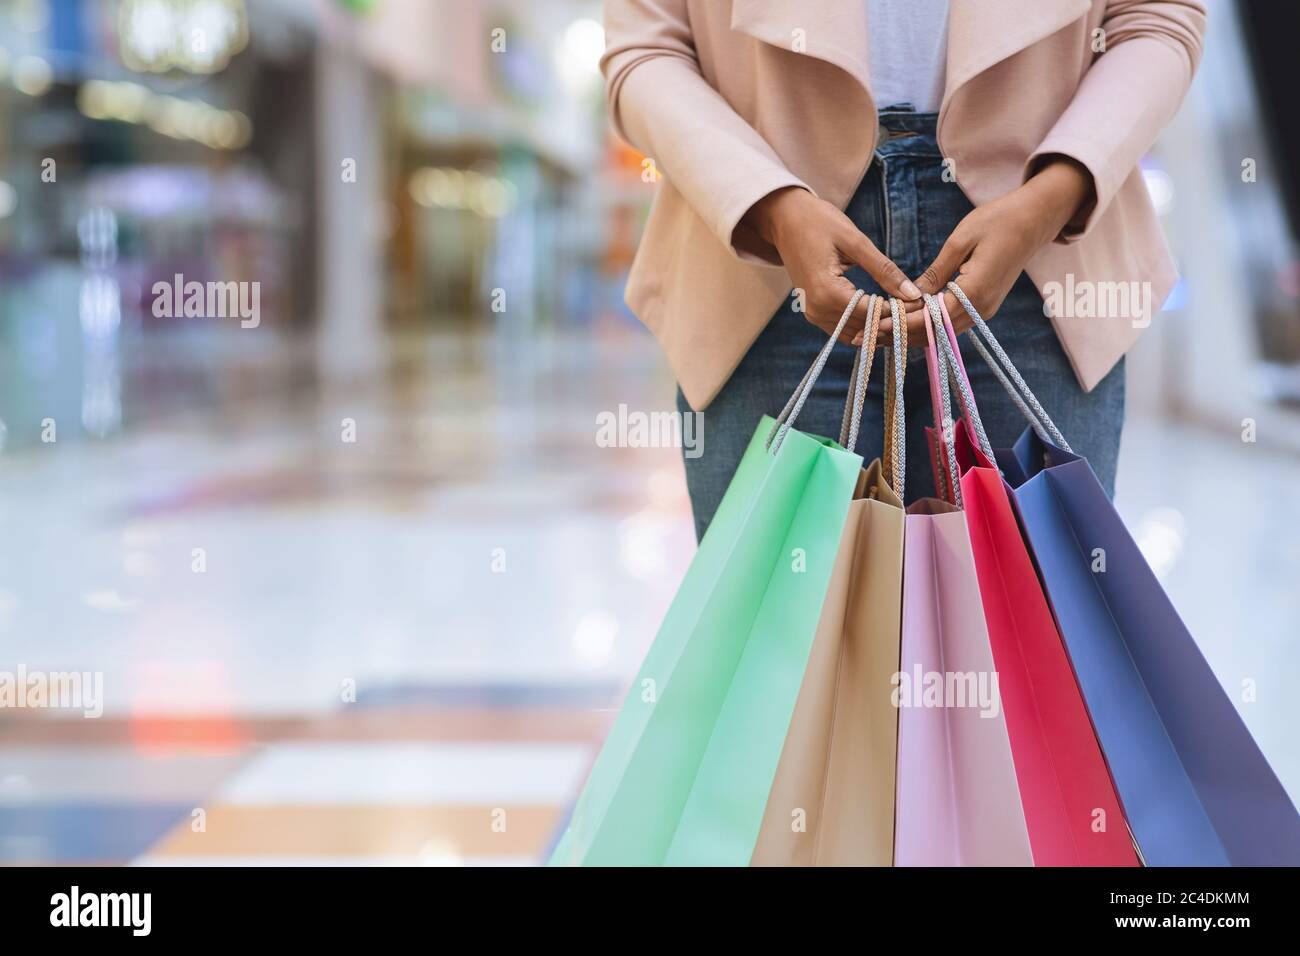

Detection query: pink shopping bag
(894, 300), (1032, 867)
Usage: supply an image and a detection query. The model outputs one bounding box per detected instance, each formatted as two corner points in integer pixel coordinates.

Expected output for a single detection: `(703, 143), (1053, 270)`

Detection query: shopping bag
(930, 294), (1137, 866)
(947, 281), (1300, 867)
(894, 300), (1033, 867)
(753, 297), (905, 866)
(550, 293), (869, 866)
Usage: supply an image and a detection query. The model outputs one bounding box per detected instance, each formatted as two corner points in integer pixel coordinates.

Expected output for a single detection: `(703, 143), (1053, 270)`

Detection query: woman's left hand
(856, 157), (1095, 344)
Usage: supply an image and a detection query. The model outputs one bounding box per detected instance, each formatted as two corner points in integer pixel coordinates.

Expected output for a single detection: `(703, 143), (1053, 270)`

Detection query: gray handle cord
(923, 293), (964, 509)
(925, 294), (996, 465)
(838, 294), (881, 452)
(767, 289), (867, 454)
(839, 294), (907, 501)
(837, 291), (909, 502)
(946, 281), (1073, 453)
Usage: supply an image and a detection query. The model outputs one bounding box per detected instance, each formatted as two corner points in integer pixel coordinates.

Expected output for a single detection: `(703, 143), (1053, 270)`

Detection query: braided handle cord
(882, 296), (907, 500)
(930, 296), (995, 464)
(838, 294), (882, 450)
(923, 293), (963, 509)
(946, 281), (1073, 453)
(767, 289), (867, 454)
(837, 347), (860, 452)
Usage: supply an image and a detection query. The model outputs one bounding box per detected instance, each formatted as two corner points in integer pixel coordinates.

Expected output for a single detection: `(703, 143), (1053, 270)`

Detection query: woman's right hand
(744, 186), (921, 343)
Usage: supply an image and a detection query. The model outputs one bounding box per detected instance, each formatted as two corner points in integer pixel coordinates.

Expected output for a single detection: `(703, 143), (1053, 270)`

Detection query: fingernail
(851, 333), (863, 346)
(900, 280), (921, 300)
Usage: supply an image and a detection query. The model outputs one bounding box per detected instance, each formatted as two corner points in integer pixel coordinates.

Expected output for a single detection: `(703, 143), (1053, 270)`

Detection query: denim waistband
(877, 109), (940, 158)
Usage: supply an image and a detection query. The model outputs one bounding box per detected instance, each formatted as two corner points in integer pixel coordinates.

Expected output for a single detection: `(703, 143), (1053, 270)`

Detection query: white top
(866, 0), (951, 113)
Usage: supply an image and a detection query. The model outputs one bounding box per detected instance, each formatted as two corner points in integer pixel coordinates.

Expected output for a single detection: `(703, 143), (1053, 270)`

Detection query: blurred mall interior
(1, 0), (1298, 864)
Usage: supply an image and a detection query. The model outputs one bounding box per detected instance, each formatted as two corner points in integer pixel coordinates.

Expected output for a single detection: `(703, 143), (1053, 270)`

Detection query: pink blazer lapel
(944, 0), (1090, 101)
(729, 0), (872, 97)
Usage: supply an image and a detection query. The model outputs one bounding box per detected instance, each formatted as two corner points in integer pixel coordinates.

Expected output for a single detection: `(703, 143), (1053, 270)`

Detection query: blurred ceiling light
(77, 79), (252, 150)
(618, 512), (667, 580)
(1143, 168), (1175, 216)
(0, 181), (17, 219)
(77, 207), (119, 266)
(209, 111), (248, 149)
(77, 82), (108, 119)
(572, 611), (619, 669)
(12, 54), (52, 95)
(120, 0), (176, 65)
(79, 275), (122, 339)
(147, 96), (187, 138)
(82, 372), (123, 438)
(555, 18), (605, 92)
(408, 166), (517, 218)
(81, 589), (139, 613)
(118, 0), (249, 75)
(1135, 506), (1187, 579)
(467, 178), (511, 218)
(563, 18), (605, 74)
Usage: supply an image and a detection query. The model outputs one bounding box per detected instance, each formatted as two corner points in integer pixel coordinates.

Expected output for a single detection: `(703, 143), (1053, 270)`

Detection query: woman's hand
(874, 157), (1095, 342)
(744, 186), (921, 343)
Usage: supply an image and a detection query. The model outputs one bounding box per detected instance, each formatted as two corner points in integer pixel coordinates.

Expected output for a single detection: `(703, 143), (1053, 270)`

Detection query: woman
(601, 0), (1206, 539)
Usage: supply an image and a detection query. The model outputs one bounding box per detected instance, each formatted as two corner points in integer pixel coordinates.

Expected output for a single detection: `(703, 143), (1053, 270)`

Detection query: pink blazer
(602, 0), (1206, 410)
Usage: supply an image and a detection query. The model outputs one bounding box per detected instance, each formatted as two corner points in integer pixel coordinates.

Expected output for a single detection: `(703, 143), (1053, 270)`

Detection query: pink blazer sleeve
(1025, 0), (1207, 242)
(601, 0), (808, 263)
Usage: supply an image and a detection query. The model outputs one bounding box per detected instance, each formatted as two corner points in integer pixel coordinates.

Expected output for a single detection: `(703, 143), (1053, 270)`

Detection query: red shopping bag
(925, 294), (1138, 867)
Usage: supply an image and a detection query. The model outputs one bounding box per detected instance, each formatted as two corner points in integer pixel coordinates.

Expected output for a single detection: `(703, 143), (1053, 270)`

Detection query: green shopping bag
(550, 293), (871, 866)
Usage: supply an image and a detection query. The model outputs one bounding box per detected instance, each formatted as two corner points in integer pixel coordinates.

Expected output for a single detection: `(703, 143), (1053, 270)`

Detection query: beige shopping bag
(751, 297), (907, 867)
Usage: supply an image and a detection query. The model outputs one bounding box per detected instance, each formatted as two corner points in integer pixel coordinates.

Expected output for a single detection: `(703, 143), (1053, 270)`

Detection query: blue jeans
(678, 109), (1125, 541)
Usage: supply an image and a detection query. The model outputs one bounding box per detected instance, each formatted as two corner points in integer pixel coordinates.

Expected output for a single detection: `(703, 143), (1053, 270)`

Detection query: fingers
(802, 223), (927, 343)
(878, 303), (931, 344)
(807, 312), (858, 344)
(804, 275), (873, 344)
(915, 230), (975, 297)
(873, 290), (971, 346)
(802, 224), (985, 346)
(843, 230), (922, 302)
(941, 287), (974, 333)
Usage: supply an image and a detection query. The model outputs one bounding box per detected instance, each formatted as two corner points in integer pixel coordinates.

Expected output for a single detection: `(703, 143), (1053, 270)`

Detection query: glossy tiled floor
(1, 327), (1297, 864)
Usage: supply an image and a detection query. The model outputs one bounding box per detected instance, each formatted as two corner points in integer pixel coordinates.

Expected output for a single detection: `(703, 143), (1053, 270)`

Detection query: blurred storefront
(0, 0), (647, 450)
(371, 0), (619, 336)
(0, 0), (332, 447)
